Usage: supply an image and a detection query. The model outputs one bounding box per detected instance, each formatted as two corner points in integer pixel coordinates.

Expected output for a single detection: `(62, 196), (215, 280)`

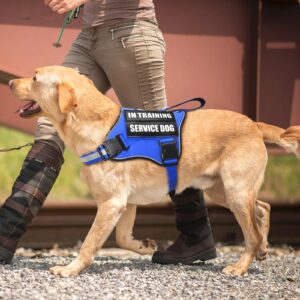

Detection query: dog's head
(9, 66), (95, 123)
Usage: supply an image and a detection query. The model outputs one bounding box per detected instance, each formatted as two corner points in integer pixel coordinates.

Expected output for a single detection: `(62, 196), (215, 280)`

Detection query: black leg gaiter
(0, 141), (64, 263)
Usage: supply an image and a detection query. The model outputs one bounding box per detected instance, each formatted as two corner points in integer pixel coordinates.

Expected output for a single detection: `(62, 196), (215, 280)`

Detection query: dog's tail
(256, 122), (300, 158)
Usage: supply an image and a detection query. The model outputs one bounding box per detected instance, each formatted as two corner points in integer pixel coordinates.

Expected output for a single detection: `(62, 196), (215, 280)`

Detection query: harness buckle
(98, 134), (129, 160)
(160, 138), (178, 166)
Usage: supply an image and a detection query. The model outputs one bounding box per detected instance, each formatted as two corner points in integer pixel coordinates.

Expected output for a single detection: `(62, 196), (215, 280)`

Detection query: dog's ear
(57, 81), (78, 113)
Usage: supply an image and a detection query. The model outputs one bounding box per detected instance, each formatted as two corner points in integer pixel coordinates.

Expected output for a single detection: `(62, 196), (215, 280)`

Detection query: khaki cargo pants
(35, 20), (167, 153)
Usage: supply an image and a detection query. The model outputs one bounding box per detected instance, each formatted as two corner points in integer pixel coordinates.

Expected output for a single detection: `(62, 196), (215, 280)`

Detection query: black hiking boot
(152, 188), (217, 264)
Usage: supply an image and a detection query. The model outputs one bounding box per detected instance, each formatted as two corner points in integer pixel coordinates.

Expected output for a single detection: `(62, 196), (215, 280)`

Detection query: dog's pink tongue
(17, 101), (41, 118)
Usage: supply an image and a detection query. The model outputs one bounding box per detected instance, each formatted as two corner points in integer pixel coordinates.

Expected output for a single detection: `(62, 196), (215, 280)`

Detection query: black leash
(0, 142), (33, 153)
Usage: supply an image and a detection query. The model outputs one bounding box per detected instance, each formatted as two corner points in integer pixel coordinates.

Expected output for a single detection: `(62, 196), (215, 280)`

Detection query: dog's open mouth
(17, 100), (41, 118)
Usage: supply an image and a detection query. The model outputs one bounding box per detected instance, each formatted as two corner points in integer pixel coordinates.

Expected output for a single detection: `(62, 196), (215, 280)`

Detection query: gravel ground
(0, 245), (299, 300)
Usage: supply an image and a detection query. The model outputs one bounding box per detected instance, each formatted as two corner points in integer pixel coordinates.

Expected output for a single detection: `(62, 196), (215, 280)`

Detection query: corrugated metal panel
(258, 1), (300, 128)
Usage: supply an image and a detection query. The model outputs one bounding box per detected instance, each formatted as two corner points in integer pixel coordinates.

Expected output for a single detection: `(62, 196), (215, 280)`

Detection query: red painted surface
(157, 0), (254, 113)
(0, 1), (299, 135)
(0, 1), (82, 133)
(258, 1), (300, 128)
(0, 84), (35, 133)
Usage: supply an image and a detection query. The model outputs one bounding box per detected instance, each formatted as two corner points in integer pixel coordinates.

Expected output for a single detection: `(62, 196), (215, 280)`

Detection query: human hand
(43, 0), (89, 15)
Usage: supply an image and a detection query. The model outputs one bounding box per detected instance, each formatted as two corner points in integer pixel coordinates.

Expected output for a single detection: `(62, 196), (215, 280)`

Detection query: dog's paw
(49, 265), (81, 277)
(256, 245), (269, 261)
(142, 239), (157, 250)
(256, 249), (269, 261)
(222, 264), (247, 276)
(137, 239), (157, 255)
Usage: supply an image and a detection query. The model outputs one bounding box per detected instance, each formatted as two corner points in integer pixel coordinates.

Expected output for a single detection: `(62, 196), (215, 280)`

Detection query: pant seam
(132, 36), (145, 109)
(141, 27), (157, 108)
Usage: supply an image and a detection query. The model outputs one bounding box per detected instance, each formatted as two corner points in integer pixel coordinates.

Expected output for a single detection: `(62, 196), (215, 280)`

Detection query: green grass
(260, 155), (300, 203)
(0, 126), (299, 203)
(0, 126), (91, 201)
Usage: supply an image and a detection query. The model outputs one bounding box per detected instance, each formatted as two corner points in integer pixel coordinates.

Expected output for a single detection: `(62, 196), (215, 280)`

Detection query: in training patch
(124, 110), (178, 136)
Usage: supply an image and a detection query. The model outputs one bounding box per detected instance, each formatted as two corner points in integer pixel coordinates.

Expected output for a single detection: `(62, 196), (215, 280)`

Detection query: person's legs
(0, 29), (111, 263)
(93, 20), (216, 263)
(63, 29), (111, 93)
(93, 20), (166, 109)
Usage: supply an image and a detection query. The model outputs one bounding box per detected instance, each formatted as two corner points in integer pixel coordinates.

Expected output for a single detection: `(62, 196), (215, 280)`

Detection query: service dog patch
(124, 110), (178, 136)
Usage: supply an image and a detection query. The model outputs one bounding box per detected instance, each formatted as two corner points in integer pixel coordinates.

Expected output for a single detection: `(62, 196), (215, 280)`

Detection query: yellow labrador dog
(10, 66), (300, 277)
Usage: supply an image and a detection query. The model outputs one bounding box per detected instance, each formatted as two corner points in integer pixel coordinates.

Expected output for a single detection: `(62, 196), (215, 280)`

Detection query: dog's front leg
(116, 204), (157, 254)
(50, 196), (127, 277)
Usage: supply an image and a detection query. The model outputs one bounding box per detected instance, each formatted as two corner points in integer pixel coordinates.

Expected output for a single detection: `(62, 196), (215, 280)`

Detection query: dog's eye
(32, 76), (37, 82)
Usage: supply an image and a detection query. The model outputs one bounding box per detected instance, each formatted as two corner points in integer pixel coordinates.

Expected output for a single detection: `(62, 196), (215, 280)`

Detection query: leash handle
(164, 97), (206, 112)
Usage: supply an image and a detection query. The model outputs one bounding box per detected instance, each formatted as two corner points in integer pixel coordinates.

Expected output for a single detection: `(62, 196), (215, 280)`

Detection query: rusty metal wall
(156, 0), (256, 114)
(19, 201), (300, 248)
(0, 1), (299, 134)
(258, 1), (300, 128)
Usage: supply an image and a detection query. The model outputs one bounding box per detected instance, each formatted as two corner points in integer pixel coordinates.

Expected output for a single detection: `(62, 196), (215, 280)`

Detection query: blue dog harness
(80, 98), (206, 194)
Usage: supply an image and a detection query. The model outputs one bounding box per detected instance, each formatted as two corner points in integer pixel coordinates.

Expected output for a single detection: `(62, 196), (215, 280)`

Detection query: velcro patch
(125, 110), (175, 122)
(125, 110), (178, 136)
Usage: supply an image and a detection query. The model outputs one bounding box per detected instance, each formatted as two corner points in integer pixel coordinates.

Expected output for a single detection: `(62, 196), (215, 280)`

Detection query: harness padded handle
(165, 97), (206, 112)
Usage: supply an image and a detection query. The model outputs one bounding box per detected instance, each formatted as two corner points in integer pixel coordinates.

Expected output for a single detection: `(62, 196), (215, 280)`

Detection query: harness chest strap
(80, 131), (180, 193)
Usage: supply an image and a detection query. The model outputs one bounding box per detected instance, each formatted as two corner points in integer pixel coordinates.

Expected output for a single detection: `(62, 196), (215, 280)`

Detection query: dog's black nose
(9, 80), (15, 89)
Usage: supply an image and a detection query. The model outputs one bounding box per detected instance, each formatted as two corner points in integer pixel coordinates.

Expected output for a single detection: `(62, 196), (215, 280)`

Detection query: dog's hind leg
(220, 148), (266, 274)
(255, 200), (271, 261)
(50, 195), (127, 277)
(250, 169), (271, 261)
(222, 188), (263, 276)
(116, 204), (157, 254)
(219, 137), (268, 275)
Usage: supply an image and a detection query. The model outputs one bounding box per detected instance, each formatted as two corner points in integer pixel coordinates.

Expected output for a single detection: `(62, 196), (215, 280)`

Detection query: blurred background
(0, 0), (299, 249)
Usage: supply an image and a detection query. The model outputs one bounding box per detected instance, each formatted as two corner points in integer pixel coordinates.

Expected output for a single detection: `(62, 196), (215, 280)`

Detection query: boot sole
(0, 247), (14, 264)
(152, 247), (217, 265)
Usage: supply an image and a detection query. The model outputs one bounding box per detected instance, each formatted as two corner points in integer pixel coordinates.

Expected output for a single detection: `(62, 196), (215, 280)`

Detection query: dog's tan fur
(10, 66), (300, 277)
